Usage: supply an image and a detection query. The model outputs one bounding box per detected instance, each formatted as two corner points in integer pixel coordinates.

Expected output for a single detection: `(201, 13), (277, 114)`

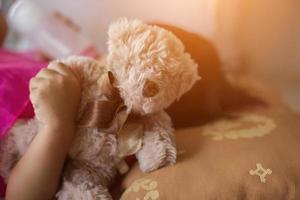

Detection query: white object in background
(8, 0), (99, 59)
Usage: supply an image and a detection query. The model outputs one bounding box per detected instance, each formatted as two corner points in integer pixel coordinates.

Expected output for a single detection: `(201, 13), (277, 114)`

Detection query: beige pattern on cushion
(202, 113), (276, 140)
(123, 178), (159, 200)
(249, 163), (272, 183)
(120, 103), (300, 199)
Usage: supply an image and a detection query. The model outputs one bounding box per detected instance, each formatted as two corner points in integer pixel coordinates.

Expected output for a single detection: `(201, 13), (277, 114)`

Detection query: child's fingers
(29, 77), (49, 110)
(29, 90), (38, 105)
(36, 68), (59, 79)
(29, 78), (42, 108)
(48, 62), (81, 85)
(29, 77), (44, 91)
(48, 62), (72, 77)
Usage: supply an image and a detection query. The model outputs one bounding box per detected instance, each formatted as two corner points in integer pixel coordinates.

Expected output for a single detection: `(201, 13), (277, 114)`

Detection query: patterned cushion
(117, 22), (300, 199)
(119, 97), (300, 199)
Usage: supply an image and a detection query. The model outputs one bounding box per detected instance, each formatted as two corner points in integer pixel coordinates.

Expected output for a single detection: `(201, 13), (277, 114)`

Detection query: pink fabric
(0, 49), (47, 196)
(0, 49), (47, 139)
(0, 177), (5, 197)
(0, 48), (101, 196)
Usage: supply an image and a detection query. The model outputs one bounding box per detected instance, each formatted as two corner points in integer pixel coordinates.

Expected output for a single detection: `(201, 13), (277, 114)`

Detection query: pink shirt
(0, 49), (47, 196)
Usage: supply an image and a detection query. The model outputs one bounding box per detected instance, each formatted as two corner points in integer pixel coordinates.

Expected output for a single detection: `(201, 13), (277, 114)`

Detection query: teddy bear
(0, 18), (199, 199)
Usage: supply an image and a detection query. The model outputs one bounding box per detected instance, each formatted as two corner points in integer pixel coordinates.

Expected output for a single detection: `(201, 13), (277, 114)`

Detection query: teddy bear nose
(142, 79), (160, 98)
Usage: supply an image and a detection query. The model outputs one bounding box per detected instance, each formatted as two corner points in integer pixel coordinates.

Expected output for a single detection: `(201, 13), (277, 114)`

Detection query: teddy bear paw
(56, 180), (112, 200)
(136, 137), (176, 173)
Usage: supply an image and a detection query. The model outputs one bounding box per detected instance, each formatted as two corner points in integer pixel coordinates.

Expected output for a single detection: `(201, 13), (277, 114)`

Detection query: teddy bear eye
(142, 79), (160, 98)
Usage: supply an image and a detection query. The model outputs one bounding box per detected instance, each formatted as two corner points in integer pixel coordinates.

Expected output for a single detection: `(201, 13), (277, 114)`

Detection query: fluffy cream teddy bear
(0, 18), (199, 199)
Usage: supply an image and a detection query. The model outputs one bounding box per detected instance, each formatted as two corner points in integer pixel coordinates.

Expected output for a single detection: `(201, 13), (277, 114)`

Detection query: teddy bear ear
(108, 18), (143, 46)
(176, 53), (201, 100)
(142, 79), (160, 98)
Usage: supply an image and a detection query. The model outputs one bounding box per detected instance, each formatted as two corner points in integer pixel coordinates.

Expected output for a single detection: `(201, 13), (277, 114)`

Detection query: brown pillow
(158, 23), (229, 128)
(119, 91), (300, 199)
(115, 23), (300, 199)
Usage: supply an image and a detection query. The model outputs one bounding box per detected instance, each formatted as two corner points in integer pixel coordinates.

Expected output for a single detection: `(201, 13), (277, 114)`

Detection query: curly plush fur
(108, 18), (199, 114)
(0, 18), (199, 199)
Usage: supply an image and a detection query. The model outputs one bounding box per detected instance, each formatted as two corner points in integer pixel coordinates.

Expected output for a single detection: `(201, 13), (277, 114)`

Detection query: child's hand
(7, 62), (81, 200)
(29, 62), (81, 129)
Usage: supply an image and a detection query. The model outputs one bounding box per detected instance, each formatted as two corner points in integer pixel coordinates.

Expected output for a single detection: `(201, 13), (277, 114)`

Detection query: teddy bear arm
(136, 111), (177, 173)
(0, 132), (19, 181)
(0, 119), (37, 181)
(57, 159), (113, 200)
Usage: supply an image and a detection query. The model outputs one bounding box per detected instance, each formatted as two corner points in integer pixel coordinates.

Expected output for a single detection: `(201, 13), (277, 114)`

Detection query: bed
(1, 23), (300, 200)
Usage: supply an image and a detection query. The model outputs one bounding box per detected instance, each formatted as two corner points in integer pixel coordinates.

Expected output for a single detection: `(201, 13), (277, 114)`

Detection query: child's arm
(5, 63), (81, 200)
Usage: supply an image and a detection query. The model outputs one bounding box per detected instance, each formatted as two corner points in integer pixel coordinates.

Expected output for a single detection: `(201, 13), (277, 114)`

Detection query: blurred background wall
(33, 0), (217, 51)
(3, 0), (300, 111)
(240, 0), (300, 112)
(215, 0), (300, 112)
